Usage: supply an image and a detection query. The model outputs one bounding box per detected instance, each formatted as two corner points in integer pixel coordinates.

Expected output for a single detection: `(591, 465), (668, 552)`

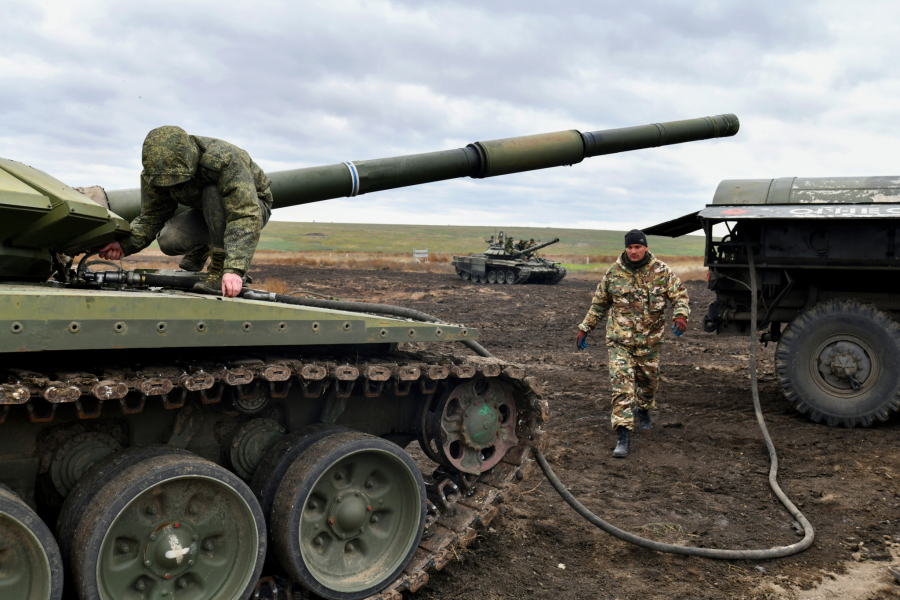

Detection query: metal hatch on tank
(645, 174), (900, 429)
(0, 114), (738, 600)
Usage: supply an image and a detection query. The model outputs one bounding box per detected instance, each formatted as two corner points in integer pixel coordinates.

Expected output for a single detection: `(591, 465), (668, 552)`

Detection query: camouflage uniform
(578, 252), (690, 429)
(118, 126), (273, 276)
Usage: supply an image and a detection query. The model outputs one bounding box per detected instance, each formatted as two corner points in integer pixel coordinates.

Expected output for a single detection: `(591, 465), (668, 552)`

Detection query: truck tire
(776, 299), (900, 427)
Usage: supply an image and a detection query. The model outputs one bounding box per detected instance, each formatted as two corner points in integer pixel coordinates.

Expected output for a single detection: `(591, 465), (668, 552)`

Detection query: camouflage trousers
(156, 185), (271, 257)
(607, 343), (660, 430)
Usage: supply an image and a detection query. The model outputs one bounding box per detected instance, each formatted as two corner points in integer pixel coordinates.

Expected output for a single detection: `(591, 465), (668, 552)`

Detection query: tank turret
(511, 237), (559, 258)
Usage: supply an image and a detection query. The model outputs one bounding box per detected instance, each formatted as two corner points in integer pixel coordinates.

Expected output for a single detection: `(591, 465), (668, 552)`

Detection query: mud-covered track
(0, 349), (547, 600)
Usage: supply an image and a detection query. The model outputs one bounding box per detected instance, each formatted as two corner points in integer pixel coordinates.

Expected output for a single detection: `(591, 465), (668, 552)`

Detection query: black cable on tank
(239, 290), (492, 358)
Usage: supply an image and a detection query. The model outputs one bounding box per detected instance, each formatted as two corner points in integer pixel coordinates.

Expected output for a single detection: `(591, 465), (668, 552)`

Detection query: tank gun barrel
(105, 114), (738, 220)
(511, 237), (559, 257)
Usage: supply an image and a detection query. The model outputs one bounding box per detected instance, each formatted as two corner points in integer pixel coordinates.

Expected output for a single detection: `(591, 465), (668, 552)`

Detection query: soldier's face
(625, 244), (648, 261)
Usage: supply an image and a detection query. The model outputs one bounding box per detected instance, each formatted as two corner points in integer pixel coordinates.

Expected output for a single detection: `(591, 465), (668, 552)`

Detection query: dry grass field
(119, 249), (708, 285)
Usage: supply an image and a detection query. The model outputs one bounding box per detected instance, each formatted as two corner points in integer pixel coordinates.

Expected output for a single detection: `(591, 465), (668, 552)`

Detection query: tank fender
(452, 256), (486, 275)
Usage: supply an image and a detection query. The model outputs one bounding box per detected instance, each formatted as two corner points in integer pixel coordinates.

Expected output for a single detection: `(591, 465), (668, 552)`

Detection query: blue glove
(673, 317), (687, 337)
(576, 330), (589, 350)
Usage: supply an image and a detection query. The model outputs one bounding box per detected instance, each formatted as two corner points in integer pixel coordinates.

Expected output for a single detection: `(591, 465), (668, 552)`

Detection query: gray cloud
(2, 0), (899, 230)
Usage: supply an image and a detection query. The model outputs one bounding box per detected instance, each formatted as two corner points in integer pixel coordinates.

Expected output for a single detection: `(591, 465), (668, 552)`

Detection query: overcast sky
(3, 0), (900, 231)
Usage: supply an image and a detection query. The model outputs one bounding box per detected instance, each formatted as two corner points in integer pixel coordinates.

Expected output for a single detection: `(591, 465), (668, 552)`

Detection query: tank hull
(451, 255), (567, 284)
(0, 284), (546, 599)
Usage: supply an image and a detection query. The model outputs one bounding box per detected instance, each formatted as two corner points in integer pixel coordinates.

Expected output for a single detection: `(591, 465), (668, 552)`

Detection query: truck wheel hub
(814, 339), (875, 393)
(829, 353), (859, 378)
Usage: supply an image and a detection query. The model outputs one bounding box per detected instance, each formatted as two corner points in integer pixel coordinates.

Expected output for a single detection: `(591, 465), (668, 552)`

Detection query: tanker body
(646, 176), (900, 428)
(0, 114), (738, 600)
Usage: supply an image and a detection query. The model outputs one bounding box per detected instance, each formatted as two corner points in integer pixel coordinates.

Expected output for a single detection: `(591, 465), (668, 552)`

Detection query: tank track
(456, 266), (565, 285)
(367, 352), (547, 600)
(0, 350), (548, 600)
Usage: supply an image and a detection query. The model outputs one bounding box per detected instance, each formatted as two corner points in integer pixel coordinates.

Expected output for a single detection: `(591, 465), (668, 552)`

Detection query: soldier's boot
(191, 247), (226, 295)
(636, 408), (653, 430)
(613, 426), (630, 458)
(178, 246), (210, 271)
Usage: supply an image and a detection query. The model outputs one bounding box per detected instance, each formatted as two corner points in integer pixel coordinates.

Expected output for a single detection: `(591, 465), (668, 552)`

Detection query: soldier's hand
(97, 241), (124, 260)
(222, 273), (243, 298)
(576, 330), (589, 350)
(673, 317), (687, 334)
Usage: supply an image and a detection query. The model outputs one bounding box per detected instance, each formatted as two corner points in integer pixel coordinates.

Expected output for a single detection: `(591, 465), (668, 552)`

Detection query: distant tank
(0, 113), (738, 600)
(451, 234), (566, 284)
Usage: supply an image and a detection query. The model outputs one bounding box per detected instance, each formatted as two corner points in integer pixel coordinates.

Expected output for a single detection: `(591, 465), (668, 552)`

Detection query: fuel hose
(533, 239), (815, 559)
(242, 269), (815, 559)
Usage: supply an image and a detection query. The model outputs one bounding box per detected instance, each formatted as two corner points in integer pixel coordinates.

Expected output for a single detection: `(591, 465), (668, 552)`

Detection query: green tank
(0, 114), (738, 600)
(452, 234), (566, 284)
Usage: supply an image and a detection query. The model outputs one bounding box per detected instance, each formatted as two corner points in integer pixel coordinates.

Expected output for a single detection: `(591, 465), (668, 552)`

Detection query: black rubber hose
(244, 279), (816, 558)
(239, 290), (492, 358)
(532, 240), (814, 559)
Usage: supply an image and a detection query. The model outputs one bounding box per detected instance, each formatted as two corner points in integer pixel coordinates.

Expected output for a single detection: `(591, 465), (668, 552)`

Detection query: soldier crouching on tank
(97, 126), (273, 298)
(575, 229), (689, 458)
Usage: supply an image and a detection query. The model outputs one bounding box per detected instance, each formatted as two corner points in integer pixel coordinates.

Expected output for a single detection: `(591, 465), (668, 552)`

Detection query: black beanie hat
(624, 229), (648, 247)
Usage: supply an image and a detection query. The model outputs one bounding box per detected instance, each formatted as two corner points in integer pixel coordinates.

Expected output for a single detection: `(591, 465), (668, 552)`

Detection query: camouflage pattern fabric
(155, 185), (270, 259)
(608, 343), (660, 430)
(578, 252), (690, 356)
(118, 126), (274, 276)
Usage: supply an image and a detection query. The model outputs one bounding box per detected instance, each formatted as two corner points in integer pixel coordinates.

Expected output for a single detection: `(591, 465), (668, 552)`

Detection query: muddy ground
(254, 265), (900, 600)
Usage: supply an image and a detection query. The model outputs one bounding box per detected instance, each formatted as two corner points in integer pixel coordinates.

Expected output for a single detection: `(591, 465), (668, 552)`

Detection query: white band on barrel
(343, 161), (360, 197)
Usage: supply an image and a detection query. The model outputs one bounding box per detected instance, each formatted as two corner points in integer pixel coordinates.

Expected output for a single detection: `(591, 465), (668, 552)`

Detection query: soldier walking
(575, 230), (689, 458)
(98, 126), (273, 298)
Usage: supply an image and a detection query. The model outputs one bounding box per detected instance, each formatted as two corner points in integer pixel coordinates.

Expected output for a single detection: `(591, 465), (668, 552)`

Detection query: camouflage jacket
(578, 252), (690, 355)
(119, 127), (274, 276)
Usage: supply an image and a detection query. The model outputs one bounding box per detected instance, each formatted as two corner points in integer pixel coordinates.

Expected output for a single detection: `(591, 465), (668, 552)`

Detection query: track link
(369, 353), (547, 600)
(0, 351), (547, 600)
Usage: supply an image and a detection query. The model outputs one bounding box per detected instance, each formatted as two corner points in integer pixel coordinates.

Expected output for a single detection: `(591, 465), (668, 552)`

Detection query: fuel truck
(646, 176), (900, 428)
(0, 114), (739, 600)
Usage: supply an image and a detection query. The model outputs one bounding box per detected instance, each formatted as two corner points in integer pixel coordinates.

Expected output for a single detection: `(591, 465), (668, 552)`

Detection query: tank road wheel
(505, 269), (516, 284)
(251, 424), (347, 528)
(495, 271), (506, 284)
(487, 271), (497, 284)
(415, 393), (449, 467)
(475, 274), (485, 283)
(270, 430), (426, 600)
(0, 484), (63, 600)
(69, 451), (266, 600)
(428, 377), (518, 474)
(57, 446), (192, 566)
(461, 271), (471, 281)
(776, 299), (900, 427)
